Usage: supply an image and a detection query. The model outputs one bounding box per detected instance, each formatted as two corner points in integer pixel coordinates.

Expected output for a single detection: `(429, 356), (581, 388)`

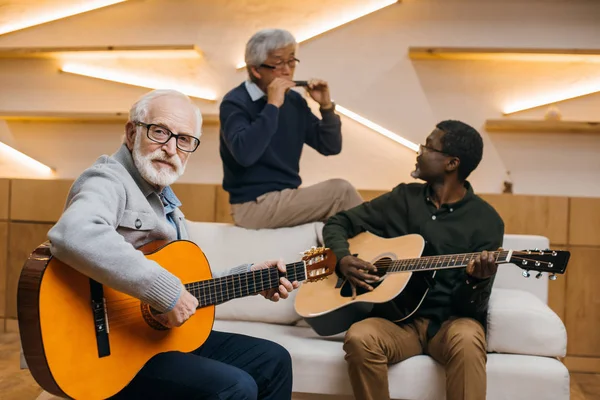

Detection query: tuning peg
(535, 272), (543, 279)
(522, 270), (530, 278)
(521, 260), (528, 266)
(549, 274), (557, 281)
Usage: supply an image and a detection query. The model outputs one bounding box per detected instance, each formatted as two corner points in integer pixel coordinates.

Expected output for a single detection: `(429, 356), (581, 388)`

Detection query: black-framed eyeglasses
(135, 122), (200, 153)
(259, 57), (300, 71)
(417, 144), (450, 156)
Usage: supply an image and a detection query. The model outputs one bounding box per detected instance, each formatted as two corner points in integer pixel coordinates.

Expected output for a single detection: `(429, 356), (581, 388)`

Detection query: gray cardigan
(48, 144), (248, 313)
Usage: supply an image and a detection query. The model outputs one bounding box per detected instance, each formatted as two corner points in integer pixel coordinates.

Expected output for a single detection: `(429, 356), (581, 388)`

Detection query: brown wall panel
(479, 194), (569, 244)
(358, 190), (387, 202)
(569, 197), (600, 246)
(171, 183), (217, 222)
(6, 222), (53, 318)
(565, 246), (600, 357)
(10, 179), (73, 222)
(563, 356), (600, 374)
(547, 268), (567, 323)
(0, 179), (8, 221)
(0, 222), (7, 318)
(4, 318), (18, 333)
(215, 186), (234, 224)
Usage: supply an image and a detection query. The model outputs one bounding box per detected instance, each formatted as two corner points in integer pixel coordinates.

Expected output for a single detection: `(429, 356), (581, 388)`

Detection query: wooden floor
(1, 333), (598, 400)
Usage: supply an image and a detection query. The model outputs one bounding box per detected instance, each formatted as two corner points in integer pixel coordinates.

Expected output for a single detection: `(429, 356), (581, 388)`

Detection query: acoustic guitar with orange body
(17, 240), (335, 400)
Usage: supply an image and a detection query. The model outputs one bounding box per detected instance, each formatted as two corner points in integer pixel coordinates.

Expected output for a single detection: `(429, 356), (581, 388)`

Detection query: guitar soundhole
(339, 257), (390, 298)
(140, 303), (170, 331)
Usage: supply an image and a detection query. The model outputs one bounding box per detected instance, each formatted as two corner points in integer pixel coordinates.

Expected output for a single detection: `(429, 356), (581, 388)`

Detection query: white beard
(132, 134), (185, 187)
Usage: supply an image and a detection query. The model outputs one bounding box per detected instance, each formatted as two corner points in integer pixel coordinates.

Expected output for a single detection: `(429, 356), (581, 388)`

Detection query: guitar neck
(383, 250), (512, 273)
(184, 261), (306, 307)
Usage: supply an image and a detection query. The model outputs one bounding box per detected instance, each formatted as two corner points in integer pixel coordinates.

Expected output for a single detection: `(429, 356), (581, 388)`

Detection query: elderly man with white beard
(47, 89), (296, 399)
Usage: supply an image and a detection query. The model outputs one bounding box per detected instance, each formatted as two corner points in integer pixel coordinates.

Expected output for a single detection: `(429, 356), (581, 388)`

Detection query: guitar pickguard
(339, 257), (392, 298)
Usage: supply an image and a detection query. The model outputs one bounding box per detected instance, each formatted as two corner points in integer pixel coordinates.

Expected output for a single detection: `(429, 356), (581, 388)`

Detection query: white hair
(245, 28), (297, 67)
(127, 89), (202, 139)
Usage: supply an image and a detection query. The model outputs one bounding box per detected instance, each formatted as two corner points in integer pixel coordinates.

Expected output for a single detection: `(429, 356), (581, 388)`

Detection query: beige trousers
(343, 317), (487, 400)
(230, 179), (363, 229)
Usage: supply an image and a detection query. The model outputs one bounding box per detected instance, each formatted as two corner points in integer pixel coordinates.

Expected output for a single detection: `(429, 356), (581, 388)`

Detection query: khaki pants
(230, 179), (363, 229)
(344, 317), (487, 400)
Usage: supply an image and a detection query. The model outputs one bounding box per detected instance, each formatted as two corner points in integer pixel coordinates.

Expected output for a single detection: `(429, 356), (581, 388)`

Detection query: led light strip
(60, 63), (217, 101)
(503, 81), (600, 115)
(335, 105), (418, 151)
(0, 1), (126, 36)
(0, 141), (54, 176)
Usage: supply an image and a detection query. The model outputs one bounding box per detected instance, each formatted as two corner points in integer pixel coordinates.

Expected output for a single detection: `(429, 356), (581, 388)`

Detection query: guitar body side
(17, 242), (64, 397)
(18, 240), (215, 400)
(295, 233), (428, 336)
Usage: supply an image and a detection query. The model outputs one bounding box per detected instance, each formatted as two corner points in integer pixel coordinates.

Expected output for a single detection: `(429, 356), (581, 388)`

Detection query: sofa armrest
(487, 288), (566, 357)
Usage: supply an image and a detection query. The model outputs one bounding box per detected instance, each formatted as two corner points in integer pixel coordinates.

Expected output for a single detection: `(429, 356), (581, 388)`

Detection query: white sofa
(188, 221), (570, 400)
(36, 221), (569, 400)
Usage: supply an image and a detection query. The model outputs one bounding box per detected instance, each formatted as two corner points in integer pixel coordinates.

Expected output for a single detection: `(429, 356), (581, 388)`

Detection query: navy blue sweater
(219, 82), (343, 204)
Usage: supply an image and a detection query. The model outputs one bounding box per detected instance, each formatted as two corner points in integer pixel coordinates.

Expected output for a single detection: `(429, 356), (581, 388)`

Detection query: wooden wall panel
(4, 318), (18, 333)
(358, 189), (387, 202)
(547, 271), (567, 323)
(10, 179), (73, 222)
(479, 194), (569, 244)
(563, 356), (600, 374)
(0, 222), (7, 318)
(569, 197), (600, 246)
(215, 186), (234, 224)
(0, 179), (8, 221)
(565, 246), (600, 357)
(171, 183), (217, 222)
(6, 223), (53, 318)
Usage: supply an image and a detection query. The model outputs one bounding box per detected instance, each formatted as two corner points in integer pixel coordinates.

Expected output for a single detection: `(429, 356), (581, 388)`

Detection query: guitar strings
(370, 252), (506, 271)
(102, 251), (551, 313)
(366, 250), (549, 271)
(104, 281), (279, 317)
(507, 255), (554, 266)
(102, 269), (289, 307)
(105, 276), (296, 327)
(102, 251), (556, 327)
(104, 255), (557, 330)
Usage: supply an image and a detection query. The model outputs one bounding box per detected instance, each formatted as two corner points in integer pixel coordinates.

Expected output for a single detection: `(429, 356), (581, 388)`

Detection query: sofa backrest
(185, 221), (553, 326)
(493, 234), (551, 304)
(185, 220), (322, 325)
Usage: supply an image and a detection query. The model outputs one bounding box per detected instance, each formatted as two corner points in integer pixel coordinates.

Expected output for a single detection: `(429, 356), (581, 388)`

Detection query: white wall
(0, 0), (599, 196)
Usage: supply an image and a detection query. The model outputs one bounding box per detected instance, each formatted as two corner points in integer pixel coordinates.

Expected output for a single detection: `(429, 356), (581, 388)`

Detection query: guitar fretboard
(381, 250), (511, 273)
(184, 261), (306, 307)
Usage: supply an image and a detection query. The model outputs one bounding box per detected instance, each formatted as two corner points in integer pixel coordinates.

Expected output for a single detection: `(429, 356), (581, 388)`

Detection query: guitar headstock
(509, 249), (570, 280)
(301, 247), (336, 282)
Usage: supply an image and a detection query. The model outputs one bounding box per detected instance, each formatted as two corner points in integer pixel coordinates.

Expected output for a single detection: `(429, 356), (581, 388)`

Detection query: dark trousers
(112, 330), (293, 399)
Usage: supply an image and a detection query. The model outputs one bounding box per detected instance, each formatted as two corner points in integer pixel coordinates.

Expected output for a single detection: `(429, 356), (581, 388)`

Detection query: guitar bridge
(90, 280), (111, 358)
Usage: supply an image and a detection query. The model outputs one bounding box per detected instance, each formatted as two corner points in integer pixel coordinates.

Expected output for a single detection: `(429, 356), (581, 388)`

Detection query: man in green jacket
(323, 120), (504, 400)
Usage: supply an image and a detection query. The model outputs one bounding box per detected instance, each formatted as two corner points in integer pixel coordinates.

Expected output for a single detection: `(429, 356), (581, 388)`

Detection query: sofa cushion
(487, 288), (566, 357)
(294, 288), (566, 358)
(213, 320), (569, 400)
(185, 221), (322, 325)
